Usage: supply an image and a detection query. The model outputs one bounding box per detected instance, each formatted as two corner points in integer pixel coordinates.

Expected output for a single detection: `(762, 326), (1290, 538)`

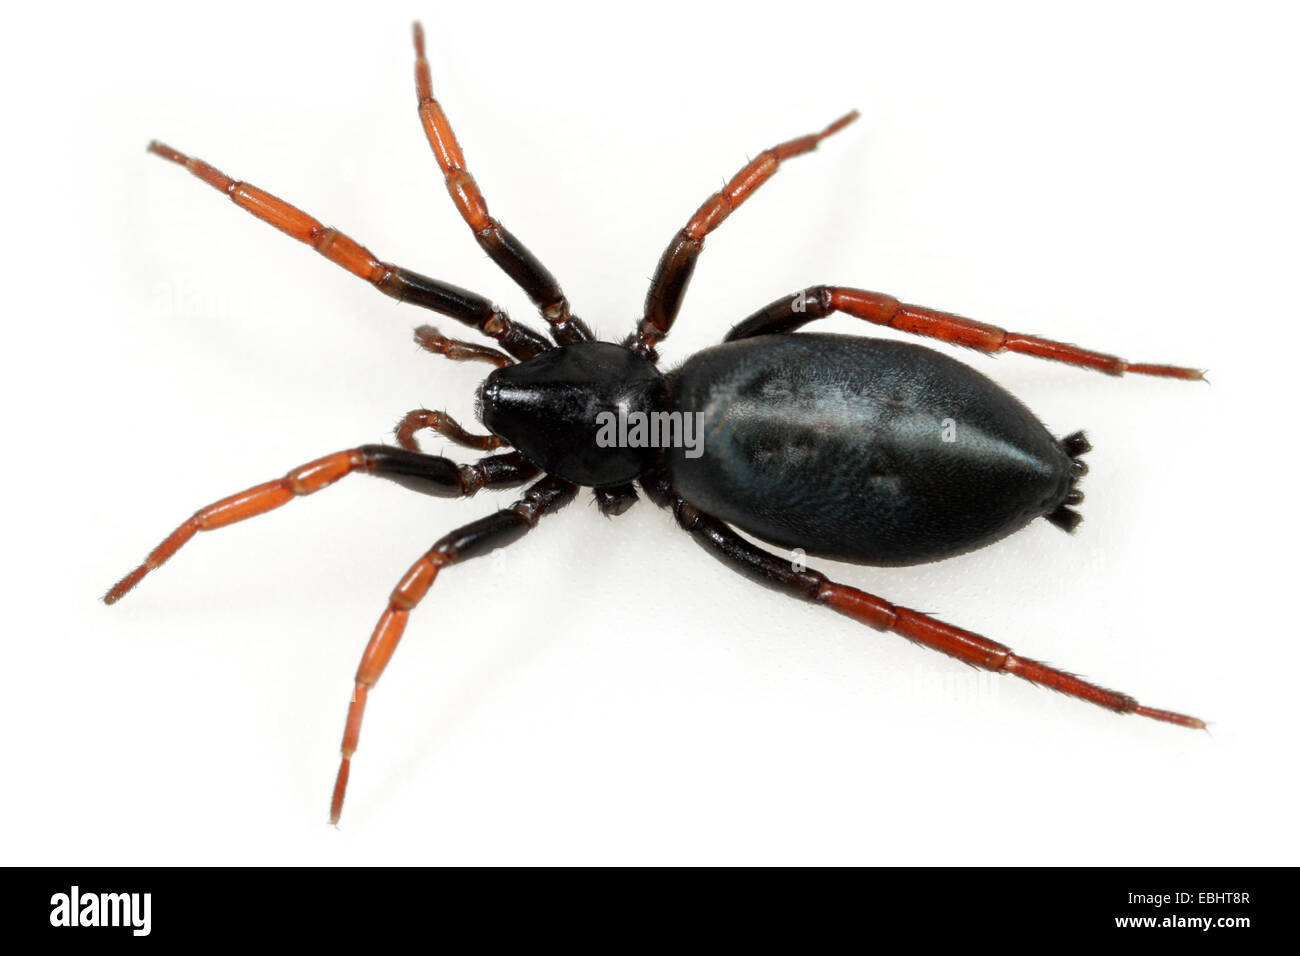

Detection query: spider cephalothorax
(479, 341), (665, 486)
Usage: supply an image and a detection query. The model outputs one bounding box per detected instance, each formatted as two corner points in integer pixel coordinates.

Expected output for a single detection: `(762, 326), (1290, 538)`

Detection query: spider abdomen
(666, 333), (1076, 566)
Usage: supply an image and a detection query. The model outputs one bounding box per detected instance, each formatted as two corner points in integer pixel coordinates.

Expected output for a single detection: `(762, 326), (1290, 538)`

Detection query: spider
(106, 22), (1205, 824)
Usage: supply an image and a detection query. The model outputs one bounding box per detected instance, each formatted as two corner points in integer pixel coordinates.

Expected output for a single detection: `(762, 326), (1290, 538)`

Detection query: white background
(5, 1), (1296, 865)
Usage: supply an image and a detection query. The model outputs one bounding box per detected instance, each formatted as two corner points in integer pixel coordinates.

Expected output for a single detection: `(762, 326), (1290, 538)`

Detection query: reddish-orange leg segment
(396, 409), (505, 453)
(631, 110), (859, 358)
(411, 23), (591, 346)
(414, 325), (513, 369)
(331, 475), (577, 824)
(671, 498), (1205, 730)
(818, 581), (1202, 726)
(103, 446), (539, 604)
(726, 285), (1204, 379)
(146, 141), (551, 361)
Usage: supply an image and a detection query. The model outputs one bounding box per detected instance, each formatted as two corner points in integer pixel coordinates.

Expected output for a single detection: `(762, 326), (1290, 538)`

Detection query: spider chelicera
(106, 22), (1205, 824)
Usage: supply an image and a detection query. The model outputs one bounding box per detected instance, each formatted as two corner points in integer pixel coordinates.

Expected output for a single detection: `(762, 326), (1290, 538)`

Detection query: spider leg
(147, 141), (550, 361)
(104, 447), (538, 604)
(396, 409), (505, 453)
(725, 286), (1203, 379)
(330, 474), (578, 824)
(666, 493), (1204, 729)
(411, 23), (592, 347)
(629, 111), (858, 359)
(414, 325), (513, 368)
